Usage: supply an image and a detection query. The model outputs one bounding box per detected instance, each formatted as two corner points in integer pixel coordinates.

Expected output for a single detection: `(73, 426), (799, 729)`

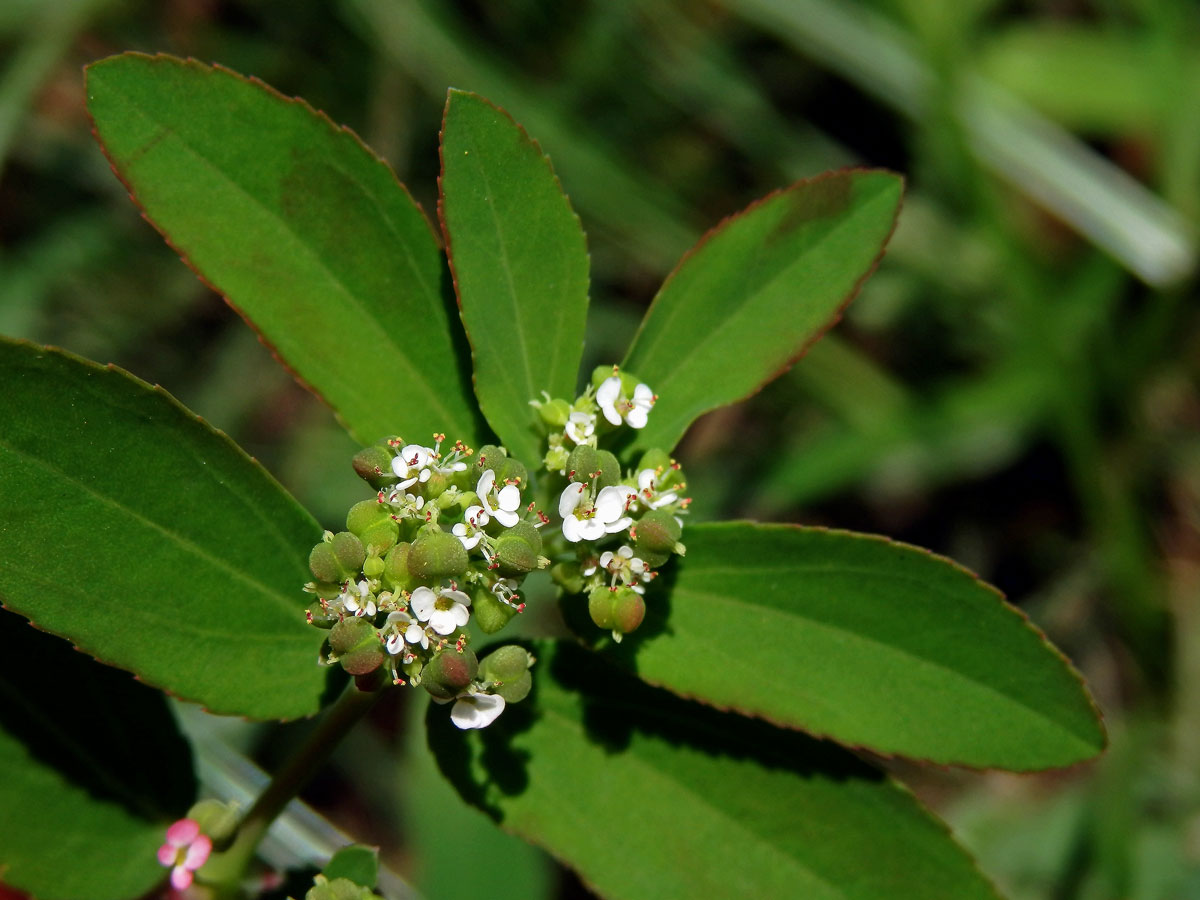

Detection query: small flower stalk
(306, 366), (686, 726)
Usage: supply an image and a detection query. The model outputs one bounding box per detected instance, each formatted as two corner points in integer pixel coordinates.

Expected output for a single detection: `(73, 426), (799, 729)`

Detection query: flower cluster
(305, 435), (539, 729)
(532, 366), (690, 642)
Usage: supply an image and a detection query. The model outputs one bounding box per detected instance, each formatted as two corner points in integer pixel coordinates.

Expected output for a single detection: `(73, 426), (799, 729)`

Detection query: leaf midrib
(671, 580), (1097, 754)
(0, 438), (297, 619)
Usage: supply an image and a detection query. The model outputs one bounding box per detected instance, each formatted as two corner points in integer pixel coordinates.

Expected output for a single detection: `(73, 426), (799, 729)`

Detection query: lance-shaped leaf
(623, 170), (903, 453)
(588, 522), (1104, 770)
(428, 640), (999, 900)
(439, 90), (590, 465)
(0, 609), (196, 900)
(0, 339), (329, 720)
(86, 53), (481, 447)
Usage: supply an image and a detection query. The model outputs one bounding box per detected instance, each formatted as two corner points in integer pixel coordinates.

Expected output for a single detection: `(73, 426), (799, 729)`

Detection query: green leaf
(85, 52), (482, 447)
(592, 522), (1105, 770)
(623, 170), (903, 453)
(439, 90), (590, 465)
(0, 608), (195, 900)
(428, 640), (999, 900)
(0, 338), (330, 720)
(322, 844), (379, 888)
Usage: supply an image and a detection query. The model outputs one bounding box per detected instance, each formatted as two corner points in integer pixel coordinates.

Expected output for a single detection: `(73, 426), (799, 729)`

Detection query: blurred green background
(3, 0), (1200, 897)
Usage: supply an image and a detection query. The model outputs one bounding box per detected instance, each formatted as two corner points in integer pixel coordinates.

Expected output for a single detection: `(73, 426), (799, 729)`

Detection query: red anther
(527, 501), (536, 512)
(424, 510), (432, 521)
(377, 491), (386, 503)
(538, 510), (549, 524)
(477, 454), (487, 466)
(488, 561), (499, 570)
(387, 437), (402, 447)
(392, 676), (406, 686)
(434, 432), (445, 443)
(516, 603), (526, 613)
(611, 364), (620, 374)
(567, 470), (576, 479)
(455, 636), (466, 652)
(305, 610), (314, 623)
(629, 526), (638, 540)
(505, 476), (521, 485)
(652, 394), (659, 402)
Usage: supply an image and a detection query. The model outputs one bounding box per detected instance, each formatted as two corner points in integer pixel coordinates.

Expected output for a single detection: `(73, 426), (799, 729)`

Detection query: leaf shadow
(0, 607), (196, 821)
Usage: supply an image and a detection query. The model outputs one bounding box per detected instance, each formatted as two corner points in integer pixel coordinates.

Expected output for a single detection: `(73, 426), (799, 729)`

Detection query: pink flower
(157, 818), (212, 890)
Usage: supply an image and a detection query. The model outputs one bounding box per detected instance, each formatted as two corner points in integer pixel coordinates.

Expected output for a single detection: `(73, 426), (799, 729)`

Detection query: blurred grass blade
(340, 0), (698, 271)
(439, 90), (590, 463)
(594, 522), (1105, 770)
(0, 0), (115, 176)
(625, 169), (903, 453)
(724, 0), (1196, 286)
(429, 640), (1001, 900)
(0, 610), (196, 900)
(0, 339), (328, 720)
(86, 52), (482, 447)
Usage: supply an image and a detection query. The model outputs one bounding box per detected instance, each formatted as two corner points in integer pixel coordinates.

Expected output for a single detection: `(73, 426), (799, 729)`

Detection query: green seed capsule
(407, 531), (468, 581)
(422, 647), (479, 700)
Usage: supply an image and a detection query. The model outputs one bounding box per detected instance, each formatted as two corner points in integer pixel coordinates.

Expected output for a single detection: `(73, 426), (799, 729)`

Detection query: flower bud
(471, 585), (518, 633)
(480, 644), (532, 682)
(331, 531), (366, 575)
(550, 561), (584, 594)
(635, 509), (682, 556)
(352, 445), (395, 489)
(566, 445), (620, 488)
(536, 397), (572, 427)
(185, 799), (239, 845)
(309, 542), (343, 583)
(588, 586), (645, 635)
(383, 542), (413, 591)
(543, 444), (570, 473)
(346, 500), (399, 552)
(476, 444), (528, 488)
(407, 531), (468, 581)
(421, 647), (479, 700)
(329, 618), (384, 676)
(588, 586), (616, 630)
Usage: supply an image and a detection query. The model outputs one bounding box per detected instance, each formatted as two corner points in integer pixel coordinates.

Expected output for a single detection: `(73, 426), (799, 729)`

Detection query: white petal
(649, 492), (677, 509)
(477, 468), (496, 497)
(405, 623), (428, 647)
(386, 634), (404, 655)
(391, 457), (410, 478)
(625, 406), (649, 429)
(633, 383), (654, 404)
(450, 693), (506, 729)
(393, 476), (417, 492)
(402, 444), (431, 468)
(410, 586), (436, 620)
(455, 532), (481, 550)
(559, 482), (586, 517)
(562, 514), (584, 543)
(497, 484), (521, 512)
(605, 516), (633, 534)
(344, 596), (360, 613)
(441, 589), (472, 607)
(385, 610), (413, 628)
(594, 485), (633, 522)
(599, 551), (614, 567)
(578, 518), (606, 541)
(637, 469), (657, 492)
(465, 505), (490, 526)
(494, 508), (519, 528)
(617, 545), (633, 559)
(597, 376), (623, 425)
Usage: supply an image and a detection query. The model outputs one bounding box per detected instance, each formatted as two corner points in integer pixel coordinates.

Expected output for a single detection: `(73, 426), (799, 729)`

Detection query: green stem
(200, 682), (383, 896)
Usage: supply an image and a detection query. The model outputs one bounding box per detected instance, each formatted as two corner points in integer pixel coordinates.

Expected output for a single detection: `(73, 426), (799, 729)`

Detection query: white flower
(478, 469), (521, 528)
(390, 443), (435, 490)
(341, 580), (376, 618)
(636, 467), (678, 510)
(410, 586), (472, 635)
(596, 376), (655, 429)
(450, 691), (506, 729)
(564, 410), (596, 445)
(452, 504), (490, 550)
(559, 482), (635, 543)
(383, 610), (424, 658)
(491, 577), (523, 609)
